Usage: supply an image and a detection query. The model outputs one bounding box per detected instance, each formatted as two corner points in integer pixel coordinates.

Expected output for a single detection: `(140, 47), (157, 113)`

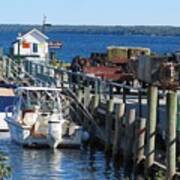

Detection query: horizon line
(0, 23), (180, 28)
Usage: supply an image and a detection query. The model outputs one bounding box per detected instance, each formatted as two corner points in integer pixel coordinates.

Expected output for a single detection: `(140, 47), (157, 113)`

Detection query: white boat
(0, 83), (17, 131)
(5, 86), (83, 148)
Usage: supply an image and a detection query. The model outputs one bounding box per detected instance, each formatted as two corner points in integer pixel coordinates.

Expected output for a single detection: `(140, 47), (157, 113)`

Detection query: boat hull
(6, 117), (82, 148)
(0, 113), (9, 131)
(5, 117), (32, 145)
(48, 119), (83, 148)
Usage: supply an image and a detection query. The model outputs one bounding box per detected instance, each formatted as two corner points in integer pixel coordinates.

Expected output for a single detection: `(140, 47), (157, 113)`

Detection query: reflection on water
(0, 133), (126, 180)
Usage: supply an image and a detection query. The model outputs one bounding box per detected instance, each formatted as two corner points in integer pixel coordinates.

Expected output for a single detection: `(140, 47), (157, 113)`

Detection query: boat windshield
(17, 89), (61, 113)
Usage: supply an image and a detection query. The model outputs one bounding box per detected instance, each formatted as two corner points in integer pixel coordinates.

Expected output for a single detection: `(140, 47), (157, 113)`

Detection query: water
(0, 133), (125, 180)
(0, 31), (180, 62)
(0, 31), (180, 179)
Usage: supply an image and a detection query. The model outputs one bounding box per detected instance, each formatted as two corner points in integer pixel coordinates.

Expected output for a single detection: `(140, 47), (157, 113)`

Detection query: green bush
(0, 152), (11, 179)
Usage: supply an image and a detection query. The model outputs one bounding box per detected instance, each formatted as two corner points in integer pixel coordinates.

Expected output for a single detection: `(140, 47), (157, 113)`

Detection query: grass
(0, 152), (11, 179)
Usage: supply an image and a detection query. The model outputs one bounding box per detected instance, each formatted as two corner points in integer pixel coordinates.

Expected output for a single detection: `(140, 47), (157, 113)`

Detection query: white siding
(13, 30), (49, 60)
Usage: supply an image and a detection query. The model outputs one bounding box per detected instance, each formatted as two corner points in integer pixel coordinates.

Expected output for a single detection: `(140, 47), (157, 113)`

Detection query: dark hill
(0, 24), (180, 36)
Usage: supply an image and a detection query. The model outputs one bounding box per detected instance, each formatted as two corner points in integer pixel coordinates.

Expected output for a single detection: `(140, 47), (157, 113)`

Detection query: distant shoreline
(0, 24), (180, 36)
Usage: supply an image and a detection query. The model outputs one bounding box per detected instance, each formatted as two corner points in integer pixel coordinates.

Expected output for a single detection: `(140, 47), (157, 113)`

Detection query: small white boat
(0, 83), (17, 131)
(5, 86), (83, 148)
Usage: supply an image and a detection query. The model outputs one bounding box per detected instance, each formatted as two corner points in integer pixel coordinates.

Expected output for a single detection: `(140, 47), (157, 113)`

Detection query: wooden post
(29, 61), (32, 75)
(166, 91), (177, 180)
(4, 58), (8, 78)
(32, 63), (35, 75)
(177, 94), (180, 155)
(90, 79), (100, 115)
(35, 64), (38, 76)
(20, 62), (25, 79)
(157, 93), (160, 126)
(81, 76), (86, 106)
(68, 73), (73, 89)
(91, 95), (99, 114)
(97, 79), (102, 103)
(138, 89), (142, 117)
(124, 109), (136, 165)
(84, 86), (91, 107)
(61, 71), (64, 89)
(94, 79), (98, 94)
(76, 73), (81, 94)
(105, 98), (114, 153)
(77, 89), (83, 103)
(145, 86), (158, 173)
(39, 64), (43, 75)
(123, 86), (126, 104)
(2, 57), (6, 78)
(112, 103), (125, 157)
(7, 58), (11, 78)
(134, 118), (146, 165)
(77, 88), (84, 127)
(92, 79), (101, 107)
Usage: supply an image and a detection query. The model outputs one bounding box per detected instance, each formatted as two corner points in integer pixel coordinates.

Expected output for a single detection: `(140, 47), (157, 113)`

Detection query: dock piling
(138, 89), (142, 117)
(91, 95), (99, 114)
(124, 108), (136, 166)
(112, 103), (125, 157)
(105, 98), (114, 153)
(134, 117), (146, 165)
(166, 91), (177, 180)
(177, 94), (180, 156)
(145, 86), (158, 174)
(7, 58), (11, 78)
(84, 86), (91, 108)
(61, 71), (64, 89)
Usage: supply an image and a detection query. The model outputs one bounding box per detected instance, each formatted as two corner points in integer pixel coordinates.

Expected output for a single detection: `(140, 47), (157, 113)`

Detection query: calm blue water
(0, 133), (125, 180)
(0, 31), (180, 179)
(0, 31), (180, 62)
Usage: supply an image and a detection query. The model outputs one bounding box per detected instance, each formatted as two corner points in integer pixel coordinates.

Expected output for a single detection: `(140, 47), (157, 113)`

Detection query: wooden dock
(0, 57), (180, 179)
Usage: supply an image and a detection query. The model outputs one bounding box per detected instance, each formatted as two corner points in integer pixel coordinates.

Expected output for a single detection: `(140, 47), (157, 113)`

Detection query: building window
(33, 43), (38, 53)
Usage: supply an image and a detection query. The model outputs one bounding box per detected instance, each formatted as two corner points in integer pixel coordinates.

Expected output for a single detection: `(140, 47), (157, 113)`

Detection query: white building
(12, 28), (49, 61)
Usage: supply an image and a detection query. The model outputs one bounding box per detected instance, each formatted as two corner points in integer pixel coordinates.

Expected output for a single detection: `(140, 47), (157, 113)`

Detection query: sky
(0, 0), (179, 26)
